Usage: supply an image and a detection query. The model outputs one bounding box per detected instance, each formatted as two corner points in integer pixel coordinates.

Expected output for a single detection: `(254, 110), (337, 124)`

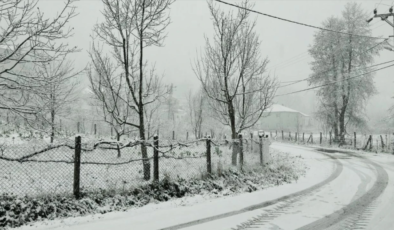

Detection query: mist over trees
(309, 2), (381, 143)
(0, 0), (78, 116)
(0, 0), (392, 154)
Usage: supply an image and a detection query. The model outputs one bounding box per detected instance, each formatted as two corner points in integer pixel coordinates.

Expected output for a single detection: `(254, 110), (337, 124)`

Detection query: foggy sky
(38, 0), (394, 123)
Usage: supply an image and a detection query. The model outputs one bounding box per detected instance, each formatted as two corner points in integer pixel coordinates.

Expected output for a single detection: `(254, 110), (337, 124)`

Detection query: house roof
(266, 104), (309, 117)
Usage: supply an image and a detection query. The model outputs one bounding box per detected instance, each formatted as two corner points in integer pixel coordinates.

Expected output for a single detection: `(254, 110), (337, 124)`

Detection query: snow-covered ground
(16, 143), (335, 230)
(16, 142), (394, 230)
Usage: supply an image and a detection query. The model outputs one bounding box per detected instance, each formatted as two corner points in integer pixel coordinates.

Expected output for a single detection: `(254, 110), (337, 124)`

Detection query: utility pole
(367, 7), (393, 47)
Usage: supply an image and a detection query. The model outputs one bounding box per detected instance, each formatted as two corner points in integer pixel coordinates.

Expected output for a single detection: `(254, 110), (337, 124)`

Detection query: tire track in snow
(161, 151), (342, 230)
(296, 151), (388, 230)
(326, 201), (378, 230)
(229, 151), (378, 230)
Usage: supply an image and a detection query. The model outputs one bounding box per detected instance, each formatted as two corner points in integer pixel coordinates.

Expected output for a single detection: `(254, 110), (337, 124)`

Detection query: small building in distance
(258, 104), (312, 133)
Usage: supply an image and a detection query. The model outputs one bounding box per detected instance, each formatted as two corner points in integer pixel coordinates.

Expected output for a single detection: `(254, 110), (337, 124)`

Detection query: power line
(278, 59), (394, 88)
(276, 38), (389, 86)
(214, 0), (386, 40)
(275, 62), (394, 97)
(271, 19), (388, 74)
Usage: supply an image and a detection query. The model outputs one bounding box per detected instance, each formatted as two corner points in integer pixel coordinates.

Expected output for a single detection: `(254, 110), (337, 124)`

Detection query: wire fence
(268, 130), (394, 152)
(0, 135), (272, 198)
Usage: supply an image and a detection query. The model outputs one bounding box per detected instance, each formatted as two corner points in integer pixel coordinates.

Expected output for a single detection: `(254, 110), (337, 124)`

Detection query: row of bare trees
(0, 0), (83, 142)
(87, 0), (174, 180)
(1, 0), (277, 178)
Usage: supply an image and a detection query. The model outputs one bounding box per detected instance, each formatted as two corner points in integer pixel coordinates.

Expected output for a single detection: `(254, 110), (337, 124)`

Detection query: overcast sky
(38, 0), (394, 122)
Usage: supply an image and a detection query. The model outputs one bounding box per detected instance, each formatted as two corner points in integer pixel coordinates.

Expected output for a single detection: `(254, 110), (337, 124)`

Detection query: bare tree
(30, 56), (82, 143)
(188, 88), (205, 139)
(193, 0), (277, 166)
(0, 0), (78, 116)
(88, 46), (133, 158)
(89, 0), (173, 180)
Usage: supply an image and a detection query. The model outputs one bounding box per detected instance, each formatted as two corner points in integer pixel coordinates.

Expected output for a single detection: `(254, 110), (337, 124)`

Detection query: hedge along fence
(0, 134), (272, 199)
(269, 130), (394, 153)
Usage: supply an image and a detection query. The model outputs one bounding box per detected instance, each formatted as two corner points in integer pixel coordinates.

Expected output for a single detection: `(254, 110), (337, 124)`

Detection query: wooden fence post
(386, 134), (388, 151)
(74, 136), (81, 199)
(303, 133), (305, 143)
(250, 132), (253, 152)
(172, 131), (175, 140)
(289, 132), (292, 141)
(94, 124), (97, 135)
(295, 132), (298, 142)
(186, 132), (189, 141)
(354, 132), (357, 149)
(329, 131), (332, 145)
(77, 122), (80, 133)
(370, 135), (373, 151)
(259, 133), (263, 166)
(380, 135), (385, 151)
(239, 133), (244, 170)
(320, 132), (322, 145)
(154, 135), (159, 181)
(206, 136), (212, 174)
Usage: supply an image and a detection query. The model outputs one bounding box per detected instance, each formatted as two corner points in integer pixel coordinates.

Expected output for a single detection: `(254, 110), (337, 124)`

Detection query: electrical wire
(214, 0), (386, 40)
(276, 38), (389, 87)
(275, 62), (394, 97)
(278, 59), (394, 89)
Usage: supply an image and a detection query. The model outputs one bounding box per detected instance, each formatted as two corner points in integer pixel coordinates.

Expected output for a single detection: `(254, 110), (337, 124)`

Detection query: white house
(257, 104), (312, 133)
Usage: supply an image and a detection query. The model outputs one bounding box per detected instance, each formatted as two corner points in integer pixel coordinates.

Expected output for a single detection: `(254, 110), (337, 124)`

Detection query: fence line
(0, 135), (272, 199)
(272, 130), (394, 153)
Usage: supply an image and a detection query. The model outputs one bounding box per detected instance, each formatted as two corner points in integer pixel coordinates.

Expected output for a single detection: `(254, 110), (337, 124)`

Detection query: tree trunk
(228, 101), (238, 166)
(139, 4), (150, 181)
(333, 103), (339, 142)
(339, 107), (346, 144)
(139, 108), (150, 180)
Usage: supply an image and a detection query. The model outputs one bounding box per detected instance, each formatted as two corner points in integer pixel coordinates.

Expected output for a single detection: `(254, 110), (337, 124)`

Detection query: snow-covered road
(18, 142), (394, 230)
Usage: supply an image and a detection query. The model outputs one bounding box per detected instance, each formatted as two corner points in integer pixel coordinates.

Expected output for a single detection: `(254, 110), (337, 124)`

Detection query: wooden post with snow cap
(206, 135), (212, 174)
(73, 136), (81, 199)
(258, 132), (264, 166)
(153, 134), (159, 181)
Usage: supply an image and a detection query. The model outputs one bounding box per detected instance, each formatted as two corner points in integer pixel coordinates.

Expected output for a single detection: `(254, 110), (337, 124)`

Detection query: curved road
(18, 142), (394, 230)
(167, 143), (391, 230)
